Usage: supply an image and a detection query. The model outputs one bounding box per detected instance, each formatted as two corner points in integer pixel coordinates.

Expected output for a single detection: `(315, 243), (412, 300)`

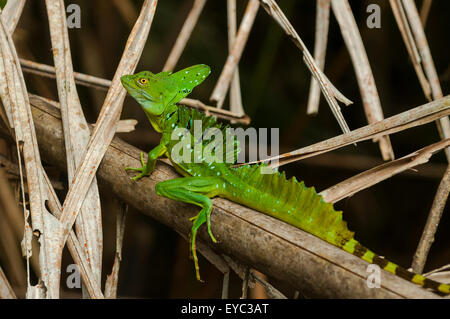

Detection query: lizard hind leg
(155, 176), (224, 281)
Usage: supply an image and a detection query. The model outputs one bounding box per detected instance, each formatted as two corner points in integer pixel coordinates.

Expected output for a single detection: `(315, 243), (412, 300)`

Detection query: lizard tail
(341, 238), (450, 294)
(231, 164), (449, 294)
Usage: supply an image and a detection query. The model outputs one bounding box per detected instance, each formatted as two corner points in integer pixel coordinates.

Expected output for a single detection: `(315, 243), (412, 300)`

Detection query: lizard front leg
(155, 176), (224, 281)
(125, 143), (167, 181)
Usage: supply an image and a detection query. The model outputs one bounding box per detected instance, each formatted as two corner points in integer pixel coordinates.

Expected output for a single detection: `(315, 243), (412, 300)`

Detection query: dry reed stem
(331, 0), (394, 161)
(105, 200), (127, 298)
(18, 58), (250, 124)
(245, 95), (449, 168)
(306, 0), (331, 115)
(0, 124), (103, 296)
(391, 0), (450, 274)
(45, 0), (103, 295)
(412, 165), (450, 274)
(163, 0), (207, 71)
(0, 15), (63, 298)
(0, 265), (16, 299)
(390, 0), (432, 101)
(250, 270), (286, 299)
(259, 0), (352, 134)
(42, 170), (104, 298)
(19, 58), (112, 89)
(0, 167), (26, 288)
(226, 0), (244, 116)
(320, 138), (450, 203)
(210, 0), (259, 108)
(56, 0), (157, 260)
(2, 0), (25, 35)
(401, 0), (450, 161)
(296, 152), (446, 180)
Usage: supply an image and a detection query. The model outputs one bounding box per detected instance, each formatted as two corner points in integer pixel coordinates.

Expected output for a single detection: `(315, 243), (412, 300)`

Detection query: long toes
(140, 152), (146, 166)
(132, 174), (144, 181)
(189, 214), (199, 222)
(209, 232), (217, 243)
(125, 167), (143, 172)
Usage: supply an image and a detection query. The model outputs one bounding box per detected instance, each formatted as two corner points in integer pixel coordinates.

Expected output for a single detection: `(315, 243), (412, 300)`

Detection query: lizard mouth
(120, 75), (133, 88)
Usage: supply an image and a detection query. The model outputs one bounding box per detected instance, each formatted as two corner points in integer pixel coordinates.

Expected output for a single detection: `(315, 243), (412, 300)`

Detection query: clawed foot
(125, 152), (149, 181)
(190, 210), (217, 244)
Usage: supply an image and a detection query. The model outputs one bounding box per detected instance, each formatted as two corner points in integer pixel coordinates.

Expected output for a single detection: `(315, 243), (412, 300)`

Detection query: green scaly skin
(120, 65), (450, 294)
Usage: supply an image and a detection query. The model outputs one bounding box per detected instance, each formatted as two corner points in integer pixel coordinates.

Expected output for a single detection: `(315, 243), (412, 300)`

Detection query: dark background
(4, 0), (449, 298)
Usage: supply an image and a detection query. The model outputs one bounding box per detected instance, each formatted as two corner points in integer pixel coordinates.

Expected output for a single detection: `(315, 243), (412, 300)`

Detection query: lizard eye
(139, 78), (148, 85)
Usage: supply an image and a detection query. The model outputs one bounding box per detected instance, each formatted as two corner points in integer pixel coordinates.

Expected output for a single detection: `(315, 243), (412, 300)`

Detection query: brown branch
(306, 0), (331, 115)
(28, 93), (441, 298)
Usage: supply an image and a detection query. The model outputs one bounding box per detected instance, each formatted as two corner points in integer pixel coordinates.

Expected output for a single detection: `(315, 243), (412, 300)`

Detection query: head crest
(121, 64), (211, 116)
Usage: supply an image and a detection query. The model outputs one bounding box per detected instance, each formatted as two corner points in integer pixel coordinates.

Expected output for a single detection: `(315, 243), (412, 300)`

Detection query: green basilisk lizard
(120, 64), (449, 294)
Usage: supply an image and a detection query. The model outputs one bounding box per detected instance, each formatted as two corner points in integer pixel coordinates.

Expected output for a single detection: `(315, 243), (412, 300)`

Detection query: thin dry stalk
(2, 0), (25, 35)
(0, 167), (26, 288)
(241, 267), (249, 299)
(245, 95), (449, 168)
(331, 0), (394, 161)
(45, 0), (103, 296)
(259, 0), (352, 134)
(0, 265), (16, 299)
(221, 255), (285, 298)
(163, 0), (207, 71)
(401, 0), (450, 161)
(0, 16), (62, 298)
(210, 0), (259, 108)
(320, 138), (450, 203)
(226, 0), (244, 116)
(56, 0), (157, 262)
(42, 170), (104, 298)
(19, 58), (112, 90)
(105, 201), (127, 298)
(307, 0), (330, 115)
(250, 270), (286, 299)
(389, 0), (432, 101)
(221, 271), (229, 299)
(412, 165), (450, 274)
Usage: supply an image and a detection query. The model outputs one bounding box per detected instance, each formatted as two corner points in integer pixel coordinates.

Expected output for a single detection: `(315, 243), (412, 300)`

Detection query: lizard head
(121, 64), (211, 117)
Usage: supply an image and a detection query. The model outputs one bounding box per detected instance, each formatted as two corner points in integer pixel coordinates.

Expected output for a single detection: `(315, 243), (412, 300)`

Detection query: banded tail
(342, 238), (450, 294)
(230, 164), (450, 294)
